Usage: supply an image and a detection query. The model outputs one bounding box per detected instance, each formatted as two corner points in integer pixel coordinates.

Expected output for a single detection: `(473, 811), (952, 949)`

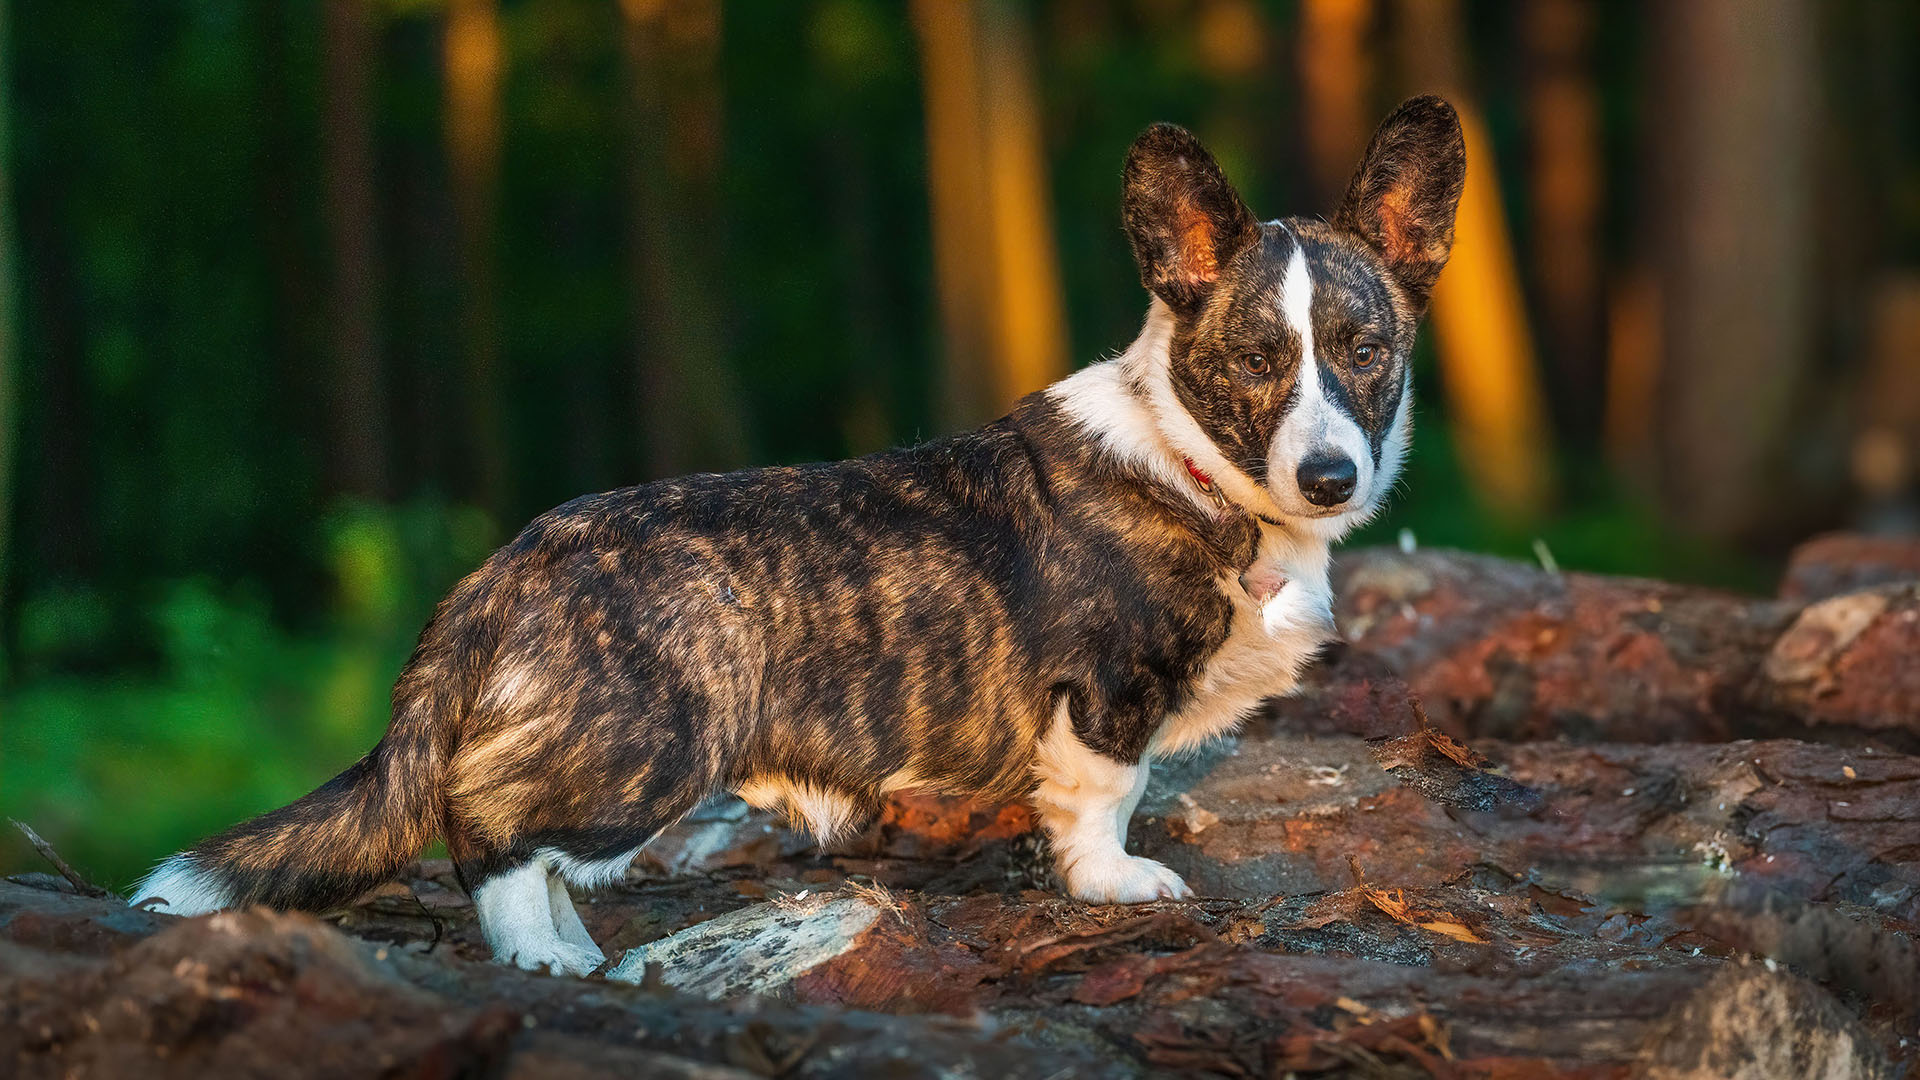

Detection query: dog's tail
(130, 606), (489, 915)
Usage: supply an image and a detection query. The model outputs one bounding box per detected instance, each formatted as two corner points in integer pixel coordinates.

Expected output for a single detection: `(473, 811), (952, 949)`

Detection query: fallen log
(6, 874), (1901, 1079)
(0, 882), (1107, 1080)
(1781, 532), (1920, 601)
(1333, 547), (1920, 746)
(10, 541), (1917, 1077)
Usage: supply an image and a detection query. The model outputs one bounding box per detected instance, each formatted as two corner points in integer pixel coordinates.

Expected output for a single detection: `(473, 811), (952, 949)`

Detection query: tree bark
(1333, 545), (1920, 745)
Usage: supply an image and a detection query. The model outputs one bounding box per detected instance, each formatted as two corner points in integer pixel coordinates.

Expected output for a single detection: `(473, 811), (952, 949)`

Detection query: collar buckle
(1183, 457), (1230, 511)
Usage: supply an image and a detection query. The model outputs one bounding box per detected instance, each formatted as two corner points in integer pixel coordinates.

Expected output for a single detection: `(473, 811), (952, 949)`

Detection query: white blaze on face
(1268, 239), (1375, 517)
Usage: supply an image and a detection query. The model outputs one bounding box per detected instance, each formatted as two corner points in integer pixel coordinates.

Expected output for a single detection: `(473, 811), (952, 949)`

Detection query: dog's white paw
(498, 940), (604, 977)
(1067, 855), (1193, 904)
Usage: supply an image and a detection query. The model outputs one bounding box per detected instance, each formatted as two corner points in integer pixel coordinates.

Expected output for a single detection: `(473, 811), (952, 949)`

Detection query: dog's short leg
(1031, 705), (1192, 904)
(545, 873), (604, 959)
(472, 858), (605, 977)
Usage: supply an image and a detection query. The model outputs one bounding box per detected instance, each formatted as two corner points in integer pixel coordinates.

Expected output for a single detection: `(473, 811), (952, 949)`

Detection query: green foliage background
(4, 0), (1895, 885)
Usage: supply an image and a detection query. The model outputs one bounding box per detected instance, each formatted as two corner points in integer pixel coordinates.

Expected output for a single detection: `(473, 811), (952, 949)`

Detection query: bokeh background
(3, 0), (1918, 884)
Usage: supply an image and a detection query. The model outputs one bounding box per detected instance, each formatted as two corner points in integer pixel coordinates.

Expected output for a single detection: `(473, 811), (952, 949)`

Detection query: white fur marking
(1152, 526), (1335, 756)
(129, 854), (232, 916)
(1051, 303), (1293, 523)
(474, 859), (604, 976)
(1030, 702), (1191, 904)
(1280, 242), (1316, 365)
(545, 874), (601, 953)
(735, 777), (862, 842)
(1375, 372), (1414, 500)
(1048, 322), (1220, 519)
(1268, 243), (1377, 525)
(540, 844), (645, 890)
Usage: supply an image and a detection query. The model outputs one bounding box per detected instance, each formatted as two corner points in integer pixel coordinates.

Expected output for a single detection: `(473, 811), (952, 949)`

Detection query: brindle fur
(136, 97), (1466, 946)
(184, 404), (1259, 906)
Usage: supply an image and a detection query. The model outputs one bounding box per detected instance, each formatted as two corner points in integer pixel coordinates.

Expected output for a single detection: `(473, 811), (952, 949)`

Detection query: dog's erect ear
(1122, 124), (1259, 317)
(1334, 96), (1466, 311)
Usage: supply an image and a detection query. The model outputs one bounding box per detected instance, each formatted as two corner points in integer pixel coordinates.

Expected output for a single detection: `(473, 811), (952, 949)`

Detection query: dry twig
(9, 819), (117, 900)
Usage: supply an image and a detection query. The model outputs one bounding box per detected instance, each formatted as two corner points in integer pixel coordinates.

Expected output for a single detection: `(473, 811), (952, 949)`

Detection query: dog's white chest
(1149, 537), (1335, 757)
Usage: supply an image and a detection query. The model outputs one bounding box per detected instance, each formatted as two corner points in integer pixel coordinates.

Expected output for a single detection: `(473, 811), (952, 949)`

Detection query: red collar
(1183, 457), (1215, 490)
(1183, 457), (1227, 509)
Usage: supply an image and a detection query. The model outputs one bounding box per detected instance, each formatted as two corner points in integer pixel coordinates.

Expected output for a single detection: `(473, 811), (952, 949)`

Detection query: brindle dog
(134, 97), (1466, 977)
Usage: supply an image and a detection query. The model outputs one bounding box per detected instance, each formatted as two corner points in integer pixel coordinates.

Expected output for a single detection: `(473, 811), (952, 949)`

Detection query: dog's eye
(1353, 343), (1380, 369)
(1241, 353), (1270, 377)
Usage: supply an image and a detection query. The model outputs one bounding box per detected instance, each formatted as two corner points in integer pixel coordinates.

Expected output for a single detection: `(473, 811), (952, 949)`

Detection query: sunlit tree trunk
(912, 0), (1068, 430)
(913, 0), (993, 429)
(1298, 0), (1375, 209)
(1393, 0), (1554, 520)
(619, 0), (748, 479)
(444, 0), (509, 512)
(321, 0), (391, 500)
(1648, 0), (1817, 541)
(1522, 0), (1603, 447)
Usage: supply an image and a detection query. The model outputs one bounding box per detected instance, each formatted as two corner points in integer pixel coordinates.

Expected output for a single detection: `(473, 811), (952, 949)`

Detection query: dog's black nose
(1296, 454), (1357, 507)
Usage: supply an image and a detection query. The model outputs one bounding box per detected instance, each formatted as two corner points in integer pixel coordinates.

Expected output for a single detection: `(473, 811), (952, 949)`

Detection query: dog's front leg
(1031, 705), (1192, 903)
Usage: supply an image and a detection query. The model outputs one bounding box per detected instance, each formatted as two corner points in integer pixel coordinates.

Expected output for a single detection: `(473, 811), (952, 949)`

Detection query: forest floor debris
(5, 537), (1917, 1078)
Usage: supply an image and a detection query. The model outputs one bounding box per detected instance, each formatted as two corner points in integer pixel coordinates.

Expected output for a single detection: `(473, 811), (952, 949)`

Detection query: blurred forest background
(3, 0), (1918, 884)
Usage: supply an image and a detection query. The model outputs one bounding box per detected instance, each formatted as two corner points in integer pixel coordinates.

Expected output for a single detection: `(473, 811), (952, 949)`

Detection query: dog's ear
(1122, 123), (1259, 317)
(1334, 96), (1466, 312)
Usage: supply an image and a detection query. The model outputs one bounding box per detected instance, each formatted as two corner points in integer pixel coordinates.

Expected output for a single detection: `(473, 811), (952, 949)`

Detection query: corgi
(133, 97), (1466, 977)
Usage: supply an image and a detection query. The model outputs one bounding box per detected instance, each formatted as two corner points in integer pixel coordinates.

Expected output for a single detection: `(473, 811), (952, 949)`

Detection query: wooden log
(1781, 532), (1920, 601)
(1335, 547), (1920, 746)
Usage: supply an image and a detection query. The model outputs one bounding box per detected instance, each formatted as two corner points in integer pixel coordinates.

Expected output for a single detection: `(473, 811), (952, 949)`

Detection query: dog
(132, 96), (1466, 977)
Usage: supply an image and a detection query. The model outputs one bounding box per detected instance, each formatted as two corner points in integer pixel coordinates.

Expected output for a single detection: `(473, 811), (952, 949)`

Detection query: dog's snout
(1296, 453), (1357, 507)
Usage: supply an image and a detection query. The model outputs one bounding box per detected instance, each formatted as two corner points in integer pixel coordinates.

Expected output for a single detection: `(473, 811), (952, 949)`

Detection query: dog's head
(1122, 97), (1465, 533)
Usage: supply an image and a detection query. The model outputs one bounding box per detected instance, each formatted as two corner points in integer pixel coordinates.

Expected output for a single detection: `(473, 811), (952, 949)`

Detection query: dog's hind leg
(545, 873), (601, 955)
(470, 856), (606, 976)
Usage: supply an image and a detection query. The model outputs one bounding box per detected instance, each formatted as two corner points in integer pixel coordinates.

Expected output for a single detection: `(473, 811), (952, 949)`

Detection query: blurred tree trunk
(386, 15), (463, 501)
(1522, 0), (1603, 448)
(619, 0), (748, 479)
(912, 0), (1068, 430)
(254, 2), (323, 499)
(1855, 276), (1920, 527)
(321, 0), (392, 501)
(1392, 0), (1554, 520)
(0, 0), (14, 654)
(1845, 2), (1920, 529)
(1298, 0), (1375, 209)
(444, 0), (509, 512)
(1647, 0), (1816, 542)
(18, 218), (92, 584)
(821, 129), (897, 455)
(1603, 266), (1660, 486)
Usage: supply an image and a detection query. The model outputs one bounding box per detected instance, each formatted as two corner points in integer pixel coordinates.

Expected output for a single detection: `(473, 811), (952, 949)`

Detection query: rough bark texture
(1334, 545), (1920, 747)
(5, 540), (1916, 1078)
(1781, 533), (1920, 602)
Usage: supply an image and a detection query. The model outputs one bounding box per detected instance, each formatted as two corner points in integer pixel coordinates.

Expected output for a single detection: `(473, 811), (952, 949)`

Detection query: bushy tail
(131, 625), (479, 915)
